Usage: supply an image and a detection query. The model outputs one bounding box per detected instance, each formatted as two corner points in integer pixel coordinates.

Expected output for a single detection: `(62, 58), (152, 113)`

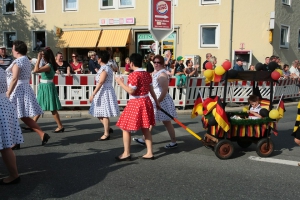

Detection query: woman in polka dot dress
(115, 53), (160, 161)
(89, 51), (120, 140)
(0, 68), (23, 185)
(6, 40), (50, 147)
(133, 55), (177, 149)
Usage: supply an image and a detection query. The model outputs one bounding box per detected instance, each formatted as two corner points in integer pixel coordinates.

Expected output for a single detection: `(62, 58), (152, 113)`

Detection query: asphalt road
(1, 106), (300, 199)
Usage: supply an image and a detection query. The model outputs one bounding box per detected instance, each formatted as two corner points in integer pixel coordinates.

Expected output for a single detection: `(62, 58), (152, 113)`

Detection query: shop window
(64, 0), (77, 11)
(33, 0), (45, 12)
(3, 32), (17, 49)
(119, 0), (134, 8)
(280, 25), (289, 49)
(199, 24), (220, 48)
(3, 0), (16, 14)
(282, 0), (291, 6)
(100, 0), (135, 9)
(200, 0), (220, 5)
(32, 31), (46, 51)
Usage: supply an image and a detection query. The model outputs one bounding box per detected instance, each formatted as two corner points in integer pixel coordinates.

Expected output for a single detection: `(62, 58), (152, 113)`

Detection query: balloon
(255, 63), (264, 71)
(228, 70), (238, 79)
(215, 66), (226, 75)
(208, 117), (218, 126)
(222, 61), (232, 71)
(259, 108), (269, 118)
(205, 62), (213, 70)
(203, 69), (214, 78)
(242, 106), (249, 112)
(268, 61), (278, 71)
(275, 69), (283, 76)
(212, 108), (216, 116)
(271, 71), (281, 80)
(269, 109), (279, 119)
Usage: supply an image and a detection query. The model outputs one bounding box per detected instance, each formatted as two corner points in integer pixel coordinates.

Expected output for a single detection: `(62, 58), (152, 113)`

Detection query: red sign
(152, 0), (172, 30)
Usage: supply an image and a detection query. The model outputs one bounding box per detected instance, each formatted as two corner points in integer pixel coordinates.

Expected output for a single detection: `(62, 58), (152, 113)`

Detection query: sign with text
(99, 17), (135, 26)
(149, 0), (174, 42)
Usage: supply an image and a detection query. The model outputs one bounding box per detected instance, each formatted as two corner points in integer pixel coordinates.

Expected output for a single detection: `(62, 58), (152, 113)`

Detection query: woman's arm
(157, 73), (169, 102)
(89, 70), (107, 102)
(6, 64), (20, 97)
(149, 85), (160, 109)
(115, 76), (135, 94)
(33, 52), (50, 73)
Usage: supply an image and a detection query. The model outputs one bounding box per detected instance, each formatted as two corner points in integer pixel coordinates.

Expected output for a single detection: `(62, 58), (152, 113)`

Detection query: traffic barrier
(31, 74), (300, 108)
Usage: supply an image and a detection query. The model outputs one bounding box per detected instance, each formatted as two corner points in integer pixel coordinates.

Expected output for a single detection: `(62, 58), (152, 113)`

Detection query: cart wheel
(214, 139), (234, 160)
(237, 140), (252, 148)
(256, 138), (274, 157)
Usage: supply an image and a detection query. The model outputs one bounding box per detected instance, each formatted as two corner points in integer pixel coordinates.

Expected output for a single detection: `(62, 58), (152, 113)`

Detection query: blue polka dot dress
(6, 56), (44, 118)
(0, 68), (24, 149)
(89, 64), (120, 117)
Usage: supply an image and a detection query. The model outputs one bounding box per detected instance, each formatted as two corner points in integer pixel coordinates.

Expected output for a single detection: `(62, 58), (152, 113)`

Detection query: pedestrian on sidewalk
(6, 40), (50, 148)
(89, 50), (120, 141)
(133, 55), (177, 149)
(115, 53), (160, 161)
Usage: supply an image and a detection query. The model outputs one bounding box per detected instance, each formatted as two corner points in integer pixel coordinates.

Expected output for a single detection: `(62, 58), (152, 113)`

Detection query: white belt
(40, 79), (53, 83)
(17, 79), (29, 84)
(0, 93), (6, 98)
(129, 94), (149, 99)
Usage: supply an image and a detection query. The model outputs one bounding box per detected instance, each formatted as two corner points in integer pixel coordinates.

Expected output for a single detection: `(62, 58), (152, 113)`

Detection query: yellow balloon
(242, 106), (249, 112)
(269, 109), (279, 119)
(215, 66), (226, 75)
(275, 69), (283, 76)
(212, 108), (216, 116)
(204, 69), (214, 78)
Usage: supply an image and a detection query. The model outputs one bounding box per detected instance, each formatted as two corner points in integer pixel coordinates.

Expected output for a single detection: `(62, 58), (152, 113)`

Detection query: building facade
(1, 0), (300, 69)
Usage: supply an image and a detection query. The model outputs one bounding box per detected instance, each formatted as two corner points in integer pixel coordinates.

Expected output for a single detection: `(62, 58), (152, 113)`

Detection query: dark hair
(13, 40), (27, 55)
(98, 50), (110, 63)
(265, 57), (269, 59)
(186, 59), (192, 66)
(270, 55), (277, 61)
(129, 53), (143, 67)
(248, 95), (259, 103)
(283, 64), (289, 69)
(153, 55), (164, 65)
(43, 48), (57, 71)
(147, 53), (155, 62)
(56, 51), (62, 56)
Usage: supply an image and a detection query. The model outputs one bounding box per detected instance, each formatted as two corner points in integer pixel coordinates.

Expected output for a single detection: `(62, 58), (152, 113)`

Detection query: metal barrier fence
(31, 74), (300, 109)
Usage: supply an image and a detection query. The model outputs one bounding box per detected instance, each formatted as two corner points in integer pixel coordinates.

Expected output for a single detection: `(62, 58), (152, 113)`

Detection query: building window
(100, 0), (135, 9)
(3, 0), (16, 14)
(3, 32), (17, 49)
(280, 25), (289, 48)
(199, 24), (220, 48)
(200, 0), (220, 5)
(64, 0), (77, 11)
(101, 0), (114, 9)
(119, 0), (134, 8)
(32, 31), (46, 51)
(282, 0), (291, 6)
(33, 0), (45, 12)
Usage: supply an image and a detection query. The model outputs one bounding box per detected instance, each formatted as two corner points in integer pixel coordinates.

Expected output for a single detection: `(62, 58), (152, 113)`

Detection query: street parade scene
(1, 0), (300, 199)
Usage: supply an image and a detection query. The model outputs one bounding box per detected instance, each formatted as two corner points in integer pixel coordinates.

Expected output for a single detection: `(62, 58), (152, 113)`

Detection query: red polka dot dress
(116, 69), (155, 131)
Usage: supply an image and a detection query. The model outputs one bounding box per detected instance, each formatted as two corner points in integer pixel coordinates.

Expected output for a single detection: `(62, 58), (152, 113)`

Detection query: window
(33, 0), (45, 12)
(3, 0), (16, 14)
(3, 32), (17, 49)
(119, 0), (134, 7)
(199, 24), (220, 48)
(282, 0), (291, 6)
(100, 0), (135, 9)
(200, 0), (220, 5)
(32, 31), (46, 51)
(64, 0), (77, 11)
(280, 25), (289, 48)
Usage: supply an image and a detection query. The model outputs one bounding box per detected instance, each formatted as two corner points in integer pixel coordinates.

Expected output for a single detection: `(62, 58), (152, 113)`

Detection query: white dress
(89, 64), (120, 117)
(0, 68), (24, 149)
(6, 56), (44, 118)
(150, 69), (177, 122)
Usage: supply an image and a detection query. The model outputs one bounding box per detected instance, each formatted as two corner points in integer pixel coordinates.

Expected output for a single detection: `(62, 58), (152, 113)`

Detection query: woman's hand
(37, 52), (43, 60)
(6, 91), (9, 98)
(156, 101), (161, 110)
(115, 76), (124, 85)
(89, 95), (94, 103)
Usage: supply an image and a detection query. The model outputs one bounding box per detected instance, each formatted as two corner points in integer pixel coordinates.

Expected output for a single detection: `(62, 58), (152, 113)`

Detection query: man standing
(0, 45), (13, 70)
(202, 53), (212, 71)
(289, 60), (299, 78)
(232, 58), (244, 71)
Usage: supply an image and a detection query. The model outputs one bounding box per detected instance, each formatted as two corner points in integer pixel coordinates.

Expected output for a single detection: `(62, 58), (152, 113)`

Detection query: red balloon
(205, 62), (213, 70)
(222, 61), (232, 71)
(271, 71), (281, 80)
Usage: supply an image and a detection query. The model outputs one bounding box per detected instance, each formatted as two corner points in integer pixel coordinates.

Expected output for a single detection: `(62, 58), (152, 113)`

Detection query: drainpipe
(229, 0), (234, 63)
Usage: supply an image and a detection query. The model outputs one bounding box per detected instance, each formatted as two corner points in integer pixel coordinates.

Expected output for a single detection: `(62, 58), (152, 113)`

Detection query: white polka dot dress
(0, 68), (23, 149)
(89, 64), (120, 117)
(150, 69), (177, 122)
(6, 56), (44, 118)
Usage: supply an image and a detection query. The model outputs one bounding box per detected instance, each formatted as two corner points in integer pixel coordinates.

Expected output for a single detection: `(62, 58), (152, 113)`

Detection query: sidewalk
(41, 101), (300, 118)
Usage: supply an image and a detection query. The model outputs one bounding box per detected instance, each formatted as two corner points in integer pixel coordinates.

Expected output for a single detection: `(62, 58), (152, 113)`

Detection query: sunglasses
(153, 61), (161, 64)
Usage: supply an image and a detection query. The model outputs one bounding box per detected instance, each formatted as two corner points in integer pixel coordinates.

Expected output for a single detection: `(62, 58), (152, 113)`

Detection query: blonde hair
(125, 57), (129, 62)
(88, 51), (96, 58)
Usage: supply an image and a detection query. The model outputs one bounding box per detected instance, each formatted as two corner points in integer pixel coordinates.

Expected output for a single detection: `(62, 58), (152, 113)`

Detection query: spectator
(0, 45), (13, 70)
(174, 56), (186, 88)
(209, 56), (217, 69)
(185, 59), (199, 77)
(248, 65), (255, 71)
(263, 57), (270, 71)
(107, 50), (119, 73)
(233, 58), (244, 71)
(123, 57), (131, 75)
(202, 53), (212, 71)
(164, 50), (173, 75)
(146, 53), (155, 73)
(55, 52), (71, 76)
(88, 51), (100, 74)
(33, 39), (43, 52)
(70, 53), (83, 74)
(113, 48), (123, 69)
(289, 60), (299, 78)
(282, 64), (291, 79)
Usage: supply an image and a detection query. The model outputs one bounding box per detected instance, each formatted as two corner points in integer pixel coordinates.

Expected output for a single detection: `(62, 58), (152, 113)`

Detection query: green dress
(37, 63), (62, 111)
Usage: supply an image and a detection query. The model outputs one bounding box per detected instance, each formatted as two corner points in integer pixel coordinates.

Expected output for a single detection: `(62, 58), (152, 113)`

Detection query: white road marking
(248, 156), (300, 167)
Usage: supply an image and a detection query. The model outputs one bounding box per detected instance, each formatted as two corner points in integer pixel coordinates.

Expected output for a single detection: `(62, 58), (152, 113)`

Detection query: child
(174, 56), (186, 88)
(123, 57), (131, 75)
(247, 95), (262, 119)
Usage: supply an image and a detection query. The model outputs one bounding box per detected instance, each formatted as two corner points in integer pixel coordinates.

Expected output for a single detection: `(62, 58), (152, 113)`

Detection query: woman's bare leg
(0, 148), (19, 183)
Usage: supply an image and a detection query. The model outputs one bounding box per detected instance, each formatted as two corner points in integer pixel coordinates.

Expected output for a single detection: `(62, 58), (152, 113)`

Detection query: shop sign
(99, 17), (135, 26)
(137, 33), (175, 41)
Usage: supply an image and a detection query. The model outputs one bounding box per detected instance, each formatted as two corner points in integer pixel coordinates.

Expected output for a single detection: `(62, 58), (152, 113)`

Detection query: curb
(41, 101), (299, 118)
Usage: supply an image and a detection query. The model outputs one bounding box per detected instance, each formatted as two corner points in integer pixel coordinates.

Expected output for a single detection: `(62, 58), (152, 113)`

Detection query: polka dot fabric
(7, 56), (43, 118)
(116, 69), (155, 131)
(150, 69), (177, 122)
(89, 64), (120, 117)
(0, 69), (23, 150)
